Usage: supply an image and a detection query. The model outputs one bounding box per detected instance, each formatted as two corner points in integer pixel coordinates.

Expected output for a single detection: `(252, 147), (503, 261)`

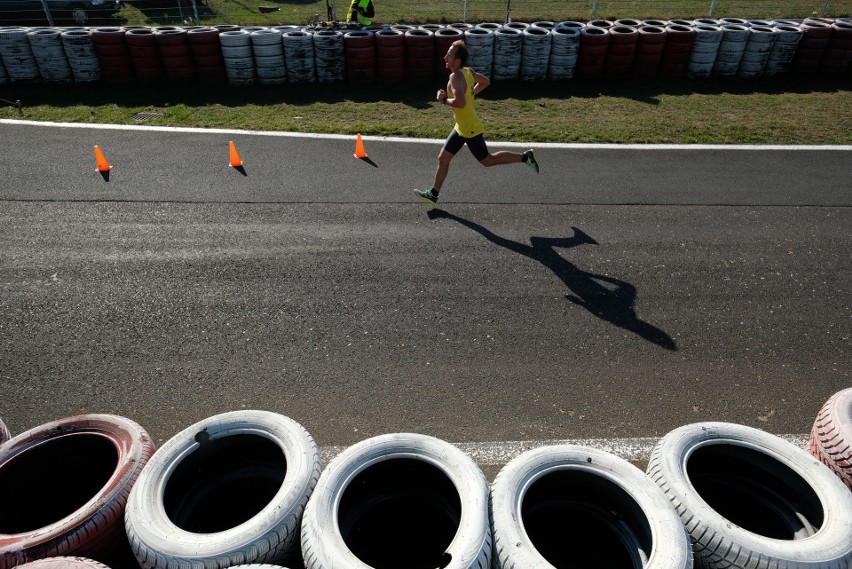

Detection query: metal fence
(1, 0), (850, 28)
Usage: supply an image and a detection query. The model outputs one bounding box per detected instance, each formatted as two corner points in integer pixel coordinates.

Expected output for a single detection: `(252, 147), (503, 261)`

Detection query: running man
(414, 39), (539, 205)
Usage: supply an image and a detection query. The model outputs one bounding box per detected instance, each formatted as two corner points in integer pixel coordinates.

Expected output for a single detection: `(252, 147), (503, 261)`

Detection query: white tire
(0, 417), (9, 446)
(301, 433), (491, 569)
(12, 557), (112, 569)
(648, 422), (852, 569)
(125, 411), (320, 569)
(228, 566), (290, 569)
(491, 445), (692, 569)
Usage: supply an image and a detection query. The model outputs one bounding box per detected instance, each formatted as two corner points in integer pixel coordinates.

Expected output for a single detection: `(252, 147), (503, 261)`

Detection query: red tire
(13, 557), (112, 569)
(0, 415), (156, 569)
(808, 388), (852, 490)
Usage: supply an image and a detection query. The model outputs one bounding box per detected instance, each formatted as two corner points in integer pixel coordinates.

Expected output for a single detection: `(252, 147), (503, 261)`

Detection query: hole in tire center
(163, 433), (286, 533)
(521, 470), (651, 569)
(337, 458), (461, 569)
(687, 443), (824, 539)
(0, 433), (119, 534)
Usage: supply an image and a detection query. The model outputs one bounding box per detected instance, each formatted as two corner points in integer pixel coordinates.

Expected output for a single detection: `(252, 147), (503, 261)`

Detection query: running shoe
(413, 187), (439, 204)
(524, 149), (540, 175)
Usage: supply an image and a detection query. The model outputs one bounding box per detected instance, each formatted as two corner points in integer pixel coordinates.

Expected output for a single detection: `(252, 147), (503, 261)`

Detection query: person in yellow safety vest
(346, 0), (374, 25)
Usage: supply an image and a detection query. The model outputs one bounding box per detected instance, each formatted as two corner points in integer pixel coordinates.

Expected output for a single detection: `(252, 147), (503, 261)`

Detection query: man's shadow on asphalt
(428, 209), (676, 351)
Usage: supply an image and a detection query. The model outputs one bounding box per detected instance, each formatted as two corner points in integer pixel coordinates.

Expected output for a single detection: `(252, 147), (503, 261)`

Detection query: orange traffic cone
(354, 133), (368, 159)
(94, 145), (112, 172)
(228, 140), (243, 168)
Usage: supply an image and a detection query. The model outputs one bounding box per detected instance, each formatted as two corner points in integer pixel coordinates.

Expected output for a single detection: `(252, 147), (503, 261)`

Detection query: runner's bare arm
(471, 70), (490, 95)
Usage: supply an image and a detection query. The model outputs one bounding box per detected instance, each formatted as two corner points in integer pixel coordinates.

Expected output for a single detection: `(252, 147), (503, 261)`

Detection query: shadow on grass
(5, 74), (849, 112)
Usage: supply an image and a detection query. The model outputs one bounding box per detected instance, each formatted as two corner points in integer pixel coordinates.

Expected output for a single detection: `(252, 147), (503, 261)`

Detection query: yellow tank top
(450, 67), (484, 138)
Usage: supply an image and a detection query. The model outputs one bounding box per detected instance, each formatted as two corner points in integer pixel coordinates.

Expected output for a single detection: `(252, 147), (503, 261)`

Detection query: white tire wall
(301, 433), (491, 569)
(490, 445), (692, 569)
(0, 415), (155, 569)
(807, 388), (852, 490)
(647, 422), (852, 569)
(124, 410), (321, 569)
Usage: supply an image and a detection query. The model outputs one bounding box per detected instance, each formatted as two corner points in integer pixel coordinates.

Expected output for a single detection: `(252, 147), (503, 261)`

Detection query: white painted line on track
(320, 433), (809, 466)
(3, 119), (851, 151)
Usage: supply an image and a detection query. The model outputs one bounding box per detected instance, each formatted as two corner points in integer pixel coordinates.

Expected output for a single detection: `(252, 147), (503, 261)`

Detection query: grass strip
(2, 76), (851, 144)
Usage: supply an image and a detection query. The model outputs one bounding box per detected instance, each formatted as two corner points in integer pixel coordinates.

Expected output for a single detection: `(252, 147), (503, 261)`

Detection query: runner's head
(451, 40), (469, 66)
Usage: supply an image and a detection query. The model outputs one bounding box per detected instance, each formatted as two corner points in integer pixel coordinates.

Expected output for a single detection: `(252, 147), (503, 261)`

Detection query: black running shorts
(443, 130), (489, 162)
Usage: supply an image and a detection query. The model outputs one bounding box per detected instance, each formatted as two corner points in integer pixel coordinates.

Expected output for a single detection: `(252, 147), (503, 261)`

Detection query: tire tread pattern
(807, 388), (852, 490)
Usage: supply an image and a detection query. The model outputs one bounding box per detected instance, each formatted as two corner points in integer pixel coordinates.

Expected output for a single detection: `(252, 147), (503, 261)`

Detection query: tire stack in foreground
(2, 388), (852, 569)
(0, 415), (155, 569)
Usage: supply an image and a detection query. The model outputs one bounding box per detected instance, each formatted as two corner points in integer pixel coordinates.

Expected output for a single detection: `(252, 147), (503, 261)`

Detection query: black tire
(301, 433), (491, 569)
(125, 410), (320, 569)
(491, 445), (692, 569)
(648, 422), (852, 569)
(0, 415), (156, 569)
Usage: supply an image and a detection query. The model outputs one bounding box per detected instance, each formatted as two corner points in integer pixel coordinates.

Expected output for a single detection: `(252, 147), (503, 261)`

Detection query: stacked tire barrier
(605, 25), (639, 79)
(251, 28), (286, 86)
(404, 28), (434, 83)
(125, 411), (320, 569)
(0, 27), (40, 83)
(302, 433), (491, 569)
(792, 18), (833, 73)
(1, 19), (851, 88)
(283, 30), (315, 84)
(464, 25), (495, 78)
(61, 29), (100, 83)
(519, 25), (551, 80)
(313, 30), (344, 83)
(491, 445), (693, 569)
(343, 30), (375, 84)
(0, 415), (155, 568)
(660, 23), (697, 78)
(821, 20), (852, 75)
(187, 27), (226, 83)
(650, 422), (852, 569)
(547, 23), (580, 80)
(92, 27), (133, 84)
(492, 26), (523, 80)
(156, 27), (194, 82)
(687, 23), (723, 78)
(126, 28), (163, 83)
(576, 24), (609, 79)
(2, 394), (852, 569)
(374, 28), (404, 83)
(220, 29), (255, 85)
(27, 29), (73, 84)
(765, 23), (804, 75)
(738, 25), (778, 78)
(714, 23), (751, 75)
(633, 24), (667, 79)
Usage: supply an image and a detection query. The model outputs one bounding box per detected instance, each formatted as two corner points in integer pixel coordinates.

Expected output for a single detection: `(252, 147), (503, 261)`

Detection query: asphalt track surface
(1, 119), (850, 478)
